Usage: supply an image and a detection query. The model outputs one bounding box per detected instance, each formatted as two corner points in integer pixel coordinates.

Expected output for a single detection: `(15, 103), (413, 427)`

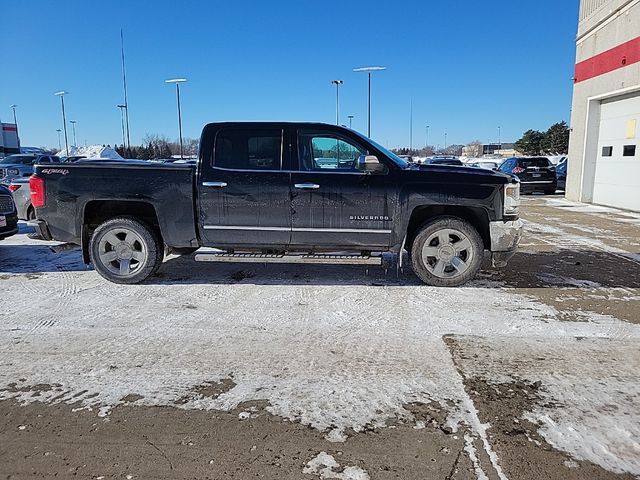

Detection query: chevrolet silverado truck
(30, 122), (523, 286)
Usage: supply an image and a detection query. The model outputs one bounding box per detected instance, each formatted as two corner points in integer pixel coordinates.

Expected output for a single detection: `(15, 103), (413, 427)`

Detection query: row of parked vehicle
(0, 153), (89, 240)
(413, 156), (567, 194)
(0, 154), (86, 185)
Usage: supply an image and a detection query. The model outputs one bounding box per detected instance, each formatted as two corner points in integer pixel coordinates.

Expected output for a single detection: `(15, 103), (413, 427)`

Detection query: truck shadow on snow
(0, 244), (87, 274)
(146, 249), (640, 289)
(1, 242), (638, 289)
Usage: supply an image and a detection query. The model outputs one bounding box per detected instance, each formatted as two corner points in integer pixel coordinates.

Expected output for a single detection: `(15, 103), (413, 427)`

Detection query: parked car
(497, 157), (557, 194)
(556, 160), (567, 191)
(0, 154), (61, 184)
(0, 184), (18, 240)
(467, 161), (500, 170)
(31, 122), (523, 287)
(423, 157), (464, 166)
(8, 178), (34, 220)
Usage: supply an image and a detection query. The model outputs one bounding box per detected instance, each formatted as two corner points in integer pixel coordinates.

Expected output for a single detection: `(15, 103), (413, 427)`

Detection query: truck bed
(34, 160), (198, 248)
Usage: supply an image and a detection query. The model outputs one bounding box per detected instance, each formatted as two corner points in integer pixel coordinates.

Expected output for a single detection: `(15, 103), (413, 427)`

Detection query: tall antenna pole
(121, 28), (131, 149)
(409, 99), (413, 152)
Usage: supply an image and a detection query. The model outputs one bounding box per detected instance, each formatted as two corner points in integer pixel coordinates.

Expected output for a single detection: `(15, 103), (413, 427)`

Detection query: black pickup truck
(31, 122), (523, 286)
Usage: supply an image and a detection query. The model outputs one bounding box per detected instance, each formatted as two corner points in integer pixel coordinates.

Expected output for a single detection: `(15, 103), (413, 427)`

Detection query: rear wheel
(410, 216), (484, 287)
(543, 188), (556, 195)
(90, 217), (163, 284)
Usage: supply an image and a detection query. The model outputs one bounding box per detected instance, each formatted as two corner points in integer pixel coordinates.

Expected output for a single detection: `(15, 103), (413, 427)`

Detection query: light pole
(353, 66), (386, 137)
(426, 125), (430, 150)
(331, 80), (343, 125)
(409, 99), (413, 152)
(10, 104), (18, 143)
(54, 91), (69, 155)
(117, 105), (127, 149)
(56, 129), (62, 151)
(165, 78), (187, 159)
(347, 115), (354, 129)
(444, 132), (448, 150)
(498, 126), (502, 152)
(69, 120), (77, 147)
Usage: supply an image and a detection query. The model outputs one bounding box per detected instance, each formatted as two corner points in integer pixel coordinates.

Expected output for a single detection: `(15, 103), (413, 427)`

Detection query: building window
(623, 145), (636, 157)
(602, 146), (613, 157)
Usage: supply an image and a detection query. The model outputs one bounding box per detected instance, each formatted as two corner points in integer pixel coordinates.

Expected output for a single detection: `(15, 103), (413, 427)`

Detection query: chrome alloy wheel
(421, 228), (475, 279)
(97, 227), (149, 277)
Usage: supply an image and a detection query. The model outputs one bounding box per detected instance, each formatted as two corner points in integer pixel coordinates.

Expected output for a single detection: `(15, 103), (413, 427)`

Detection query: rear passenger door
(197, 127), (291, 249)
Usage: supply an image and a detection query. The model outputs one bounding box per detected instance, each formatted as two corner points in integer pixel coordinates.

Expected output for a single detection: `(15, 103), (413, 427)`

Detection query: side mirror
(357, 155), (387, 174)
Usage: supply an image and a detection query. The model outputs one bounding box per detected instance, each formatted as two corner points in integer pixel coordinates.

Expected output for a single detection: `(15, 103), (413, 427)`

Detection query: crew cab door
(197, 126), (291, 248)
(290, 129), (394, 249)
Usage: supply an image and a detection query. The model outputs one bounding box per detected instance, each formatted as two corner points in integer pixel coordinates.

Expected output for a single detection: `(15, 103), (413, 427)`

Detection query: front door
(290, 129), (394, 250)
(198, 126), (291, 249)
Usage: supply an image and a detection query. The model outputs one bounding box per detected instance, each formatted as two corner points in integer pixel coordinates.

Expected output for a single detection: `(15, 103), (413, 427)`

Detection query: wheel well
(82, 201), (161, 262)
(405, 205), (491, 251)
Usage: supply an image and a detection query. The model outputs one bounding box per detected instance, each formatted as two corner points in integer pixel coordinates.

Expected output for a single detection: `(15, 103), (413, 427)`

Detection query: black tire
(543, 189), (556, 195)
(27, 206), (36, 220)
(89, 217), (163, 284)
(410, 216), (484, 287)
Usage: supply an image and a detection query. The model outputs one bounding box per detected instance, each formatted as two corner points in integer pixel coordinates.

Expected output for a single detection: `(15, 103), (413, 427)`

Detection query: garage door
(593, 93), (640, 212)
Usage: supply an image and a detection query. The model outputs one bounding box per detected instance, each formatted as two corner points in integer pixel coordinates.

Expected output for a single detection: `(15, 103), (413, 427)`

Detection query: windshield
(352, 131), (411, 169)
(0, 155), (35, 165)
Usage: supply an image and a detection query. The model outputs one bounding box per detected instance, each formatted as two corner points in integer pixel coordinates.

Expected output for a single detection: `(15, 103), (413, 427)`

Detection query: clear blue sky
(2, 0), (578, 150)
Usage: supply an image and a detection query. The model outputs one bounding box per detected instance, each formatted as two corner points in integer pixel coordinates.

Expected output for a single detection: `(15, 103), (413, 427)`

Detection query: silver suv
(0, 154), (61, 184)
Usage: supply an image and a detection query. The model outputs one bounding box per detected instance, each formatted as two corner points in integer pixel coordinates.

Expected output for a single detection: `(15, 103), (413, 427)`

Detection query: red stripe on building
(575, 36), (640, 83)
(2, 126), (17, 131)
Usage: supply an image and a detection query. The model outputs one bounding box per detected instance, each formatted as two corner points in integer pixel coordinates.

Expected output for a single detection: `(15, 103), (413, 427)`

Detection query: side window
(499, 160), (512, 172)
(298, 131), (366, 171)
(214, 129), (282, 170)
(39, 156), (50, 164)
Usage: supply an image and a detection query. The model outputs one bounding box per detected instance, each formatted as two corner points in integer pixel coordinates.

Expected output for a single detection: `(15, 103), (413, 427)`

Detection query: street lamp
(69, 120), (77, 147)
(426, 125), (430, 150)
(347, 115), (354, 129)
(56, 129), (62, 151)
(353, 66), (386, 137)
(444, 132), (448, 150)
(117, 105), (127, 149)
(10, 104), (18, 143)
(498, 126), (502, 151)
(165, 78), (187, 159)
(54, 91), (69, 155)
(331, 80), (343, 125)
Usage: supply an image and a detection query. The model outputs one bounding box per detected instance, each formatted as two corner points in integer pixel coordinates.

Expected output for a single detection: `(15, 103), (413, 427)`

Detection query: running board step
(194, 252), (383, 265)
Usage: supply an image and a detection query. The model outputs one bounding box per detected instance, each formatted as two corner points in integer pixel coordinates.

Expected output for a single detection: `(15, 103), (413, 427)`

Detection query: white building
(567, 0), (640, 212)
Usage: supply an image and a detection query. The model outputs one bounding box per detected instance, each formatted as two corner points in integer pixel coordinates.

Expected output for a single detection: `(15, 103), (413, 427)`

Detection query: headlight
(7, 168), (19, 175)
(504, 183), (520, 216)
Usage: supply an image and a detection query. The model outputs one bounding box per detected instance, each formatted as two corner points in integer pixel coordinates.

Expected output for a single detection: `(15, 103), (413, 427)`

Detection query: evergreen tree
(515, 130), (545, 155)
(542, 121), (570, 154)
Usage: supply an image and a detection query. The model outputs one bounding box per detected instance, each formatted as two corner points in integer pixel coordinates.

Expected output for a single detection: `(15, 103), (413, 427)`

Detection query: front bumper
(489, 219), (523, 267)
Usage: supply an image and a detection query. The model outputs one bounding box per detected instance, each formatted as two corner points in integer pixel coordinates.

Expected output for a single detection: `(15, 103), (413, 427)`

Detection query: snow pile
(56, 145), (123, 160)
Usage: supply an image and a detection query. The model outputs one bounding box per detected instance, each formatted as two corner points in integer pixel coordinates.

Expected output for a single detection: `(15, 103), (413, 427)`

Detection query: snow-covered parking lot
(1, 197), (639, 479)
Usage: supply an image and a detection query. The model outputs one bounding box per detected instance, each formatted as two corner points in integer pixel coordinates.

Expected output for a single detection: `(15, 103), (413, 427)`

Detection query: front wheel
(90, 217), (163, 284)
(410, 216), (484, 287)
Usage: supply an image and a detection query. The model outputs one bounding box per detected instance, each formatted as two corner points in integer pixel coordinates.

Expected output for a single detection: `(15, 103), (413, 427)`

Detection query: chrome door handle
(202, 181), (228, 188)
(294, 183), (320, 189)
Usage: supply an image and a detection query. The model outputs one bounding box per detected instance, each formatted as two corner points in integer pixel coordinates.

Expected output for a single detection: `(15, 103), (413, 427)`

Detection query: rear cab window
(518, 158), (551, 168)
